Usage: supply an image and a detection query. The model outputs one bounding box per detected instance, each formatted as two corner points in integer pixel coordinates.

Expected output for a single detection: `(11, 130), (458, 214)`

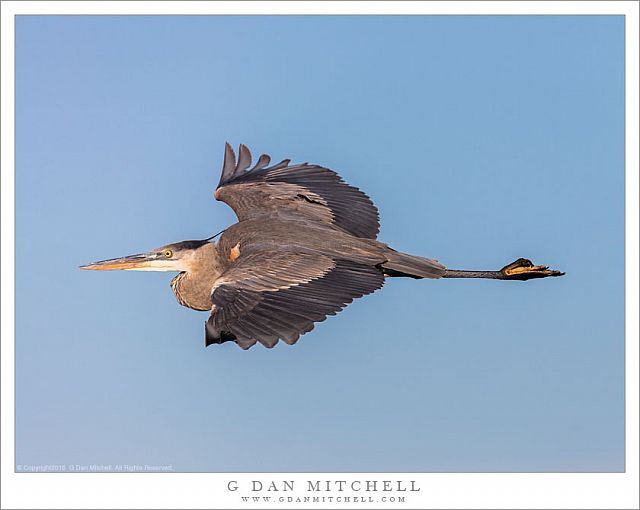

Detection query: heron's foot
(500, 258), (565, 281)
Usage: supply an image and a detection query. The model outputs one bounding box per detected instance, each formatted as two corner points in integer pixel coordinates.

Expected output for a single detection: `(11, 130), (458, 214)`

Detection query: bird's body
(161, 216), (445, 349)
(218, 217), (385, 265)
(82, 144), (563, 349)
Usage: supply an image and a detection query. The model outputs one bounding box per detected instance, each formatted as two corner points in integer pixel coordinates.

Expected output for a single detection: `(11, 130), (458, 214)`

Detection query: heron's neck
(170, 243), (224, 311)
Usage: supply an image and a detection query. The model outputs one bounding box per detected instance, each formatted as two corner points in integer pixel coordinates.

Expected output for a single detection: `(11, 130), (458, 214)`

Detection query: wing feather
(219, 143), (237, 186)
(205, 251), (385, 349)
(236, 144), (252, 173)
(214, 145), (380, 239)
(251, 154), (271, 171)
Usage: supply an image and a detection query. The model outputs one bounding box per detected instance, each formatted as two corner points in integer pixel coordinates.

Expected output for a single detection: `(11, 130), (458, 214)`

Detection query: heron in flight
(81, 144), (564, 349)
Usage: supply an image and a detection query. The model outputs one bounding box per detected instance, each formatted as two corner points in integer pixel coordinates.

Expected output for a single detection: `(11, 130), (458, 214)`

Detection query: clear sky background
(15, 15), (624, 472)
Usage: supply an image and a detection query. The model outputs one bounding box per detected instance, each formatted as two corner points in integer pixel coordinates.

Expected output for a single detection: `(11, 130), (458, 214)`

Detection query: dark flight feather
(237, 144), (252, 173)
(215, 145), (380, 239)
(251, 154), (271, 171)
(218, 143), (238, 186)
(205, 252), (385, 349)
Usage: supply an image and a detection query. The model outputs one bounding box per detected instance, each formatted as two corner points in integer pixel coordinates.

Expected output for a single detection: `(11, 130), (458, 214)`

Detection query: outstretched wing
(214, 144), (380, 239)
(205, 250), (385, 349)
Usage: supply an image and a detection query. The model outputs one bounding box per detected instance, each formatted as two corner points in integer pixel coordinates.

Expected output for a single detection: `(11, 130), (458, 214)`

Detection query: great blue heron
(81, 144), (564, 349)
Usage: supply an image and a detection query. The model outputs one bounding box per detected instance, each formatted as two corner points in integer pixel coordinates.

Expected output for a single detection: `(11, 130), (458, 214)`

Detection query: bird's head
(80, 239), (213, 273)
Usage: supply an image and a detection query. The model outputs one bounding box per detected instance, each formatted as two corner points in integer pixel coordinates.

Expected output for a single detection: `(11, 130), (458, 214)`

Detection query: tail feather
(380, 250), (445, 279)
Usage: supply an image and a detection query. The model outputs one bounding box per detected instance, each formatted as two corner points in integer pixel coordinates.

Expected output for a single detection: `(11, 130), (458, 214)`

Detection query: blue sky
(15, 15), (624, 472)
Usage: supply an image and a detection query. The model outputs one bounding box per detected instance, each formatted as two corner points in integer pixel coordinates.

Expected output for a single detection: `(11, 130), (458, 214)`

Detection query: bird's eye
(163, 250), (173, 258)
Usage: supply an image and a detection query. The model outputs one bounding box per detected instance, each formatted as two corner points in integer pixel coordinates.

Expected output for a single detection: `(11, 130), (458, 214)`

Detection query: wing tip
(237, 143), (252, 172)
(205, 320), (238, 347)
(218, 143), (267, 187)
(218, 143), (305, 188)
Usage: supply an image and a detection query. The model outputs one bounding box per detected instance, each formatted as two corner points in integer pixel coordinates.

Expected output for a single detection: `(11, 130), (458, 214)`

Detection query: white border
(1, 2), (638, 509)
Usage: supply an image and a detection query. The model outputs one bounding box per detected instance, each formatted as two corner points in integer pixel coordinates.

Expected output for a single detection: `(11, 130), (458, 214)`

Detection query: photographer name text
(227, 480), (420, 493)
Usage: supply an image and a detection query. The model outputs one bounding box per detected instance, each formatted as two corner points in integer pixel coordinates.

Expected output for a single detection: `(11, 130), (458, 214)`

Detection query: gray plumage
(203, 144), (444, 348)
(81, 144), (564, 350)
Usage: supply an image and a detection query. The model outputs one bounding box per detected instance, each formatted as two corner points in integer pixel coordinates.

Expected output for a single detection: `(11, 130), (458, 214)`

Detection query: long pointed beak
(80, 253), (156, 271)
